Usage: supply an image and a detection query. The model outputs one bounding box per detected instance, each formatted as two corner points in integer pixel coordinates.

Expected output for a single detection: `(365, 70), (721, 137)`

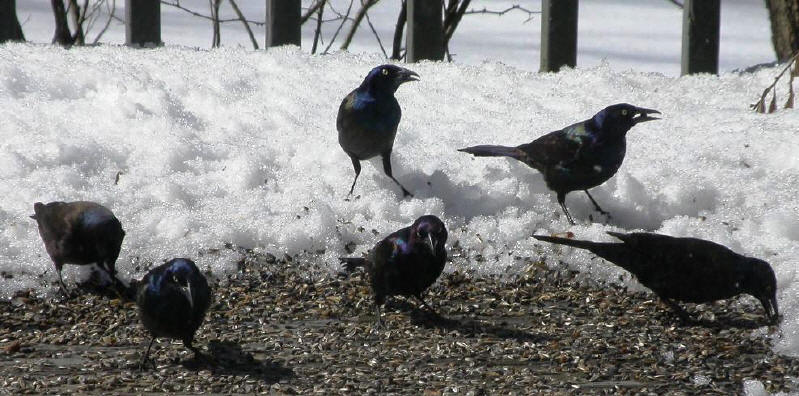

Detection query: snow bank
(0, 44), (798, 355)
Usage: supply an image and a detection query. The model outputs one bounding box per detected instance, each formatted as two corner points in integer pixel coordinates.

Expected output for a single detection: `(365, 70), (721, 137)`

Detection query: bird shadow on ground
(182, 340), (293, 383)
(653, 308), (770, 330)
(385, 300), (550, 343)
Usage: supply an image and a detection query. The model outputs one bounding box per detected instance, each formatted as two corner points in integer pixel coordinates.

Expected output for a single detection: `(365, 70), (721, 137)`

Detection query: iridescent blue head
(740, 257), (779, 323)
(359, 64), (420, 94)
(160, 258), (200, 308)
(409, 215), (447, 255)
(590, 103), (660, 137)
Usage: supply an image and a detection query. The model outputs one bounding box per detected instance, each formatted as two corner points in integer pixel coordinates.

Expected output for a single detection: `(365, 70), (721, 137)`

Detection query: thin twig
(301, 0), (325, 24)
(751, 52), (799, 112)
(92, 0), (116, 44)
(311, 0), (326, 54)
(364, 7), (387, 57)
(229, 0), (258, 49)
(161, 1), (264, 26)
(340, 0), (379, 51)
(464, 4), (539, 22)
(322, 0), (353, 55)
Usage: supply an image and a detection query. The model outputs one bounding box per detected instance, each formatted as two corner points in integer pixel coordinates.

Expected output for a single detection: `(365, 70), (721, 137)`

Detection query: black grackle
(460, 103), (660, 224)
(337, 64), (419, 197)
(31, 201), (126, 295)
(341, 215), (448, 328)
(533, 232), (779, 323)
(136, 258), (212, 368)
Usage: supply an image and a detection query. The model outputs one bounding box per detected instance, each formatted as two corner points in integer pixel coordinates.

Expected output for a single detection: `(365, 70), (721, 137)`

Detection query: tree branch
(229, 0), (258, 49)
(390, 0), (406, 60)
(340, 0), (379, 51)
(322, 0), (353, 54)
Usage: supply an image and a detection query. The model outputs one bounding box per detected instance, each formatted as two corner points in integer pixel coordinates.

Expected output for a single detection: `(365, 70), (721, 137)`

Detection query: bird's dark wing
(517, 128), (584, 170)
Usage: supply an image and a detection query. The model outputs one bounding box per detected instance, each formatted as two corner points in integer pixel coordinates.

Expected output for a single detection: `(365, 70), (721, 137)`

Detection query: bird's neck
(358, 80), (394, 99)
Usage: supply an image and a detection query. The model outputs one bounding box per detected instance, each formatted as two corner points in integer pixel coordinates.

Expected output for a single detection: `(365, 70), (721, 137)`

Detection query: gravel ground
(0, 247), (796, 395)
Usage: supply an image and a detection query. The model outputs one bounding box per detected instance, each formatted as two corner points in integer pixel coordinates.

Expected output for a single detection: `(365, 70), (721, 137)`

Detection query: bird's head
(163, 258), (198, 309)
(591, 103), (660, 137)
(410, 215), (448, 255)
(360, 64), (419, 94)
(741, 258), (779, 323)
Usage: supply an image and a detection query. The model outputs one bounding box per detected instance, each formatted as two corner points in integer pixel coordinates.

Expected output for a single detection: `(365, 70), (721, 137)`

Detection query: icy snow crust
(0, 44), (798, 354)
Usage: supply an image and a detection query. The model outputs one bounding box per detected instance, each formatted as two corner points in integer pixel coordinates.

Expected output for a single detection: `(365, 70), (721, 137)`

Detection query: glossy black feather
(340, 215), (448, 327)
(31, 201), (125, 294)
(460, 103), (660, 224)
(533, 232), (779, 323)
(337, 64), (419, 197)
(136, 258), (212, 366)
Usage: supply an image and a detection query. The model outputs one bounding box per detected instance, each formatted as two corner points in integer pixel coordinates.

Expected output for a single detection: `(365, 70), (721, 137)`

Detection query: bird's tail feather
(534, 235), (627, 267)
(458, 145), (523, 160)
(533, 235), (601, 251)
(339, 257), (369, 274)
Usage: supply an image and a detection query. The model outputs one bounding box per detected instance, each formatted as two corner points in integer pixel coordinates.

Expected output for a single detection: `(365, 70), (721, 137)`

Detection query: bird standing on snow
(31, 201), (126, 295)
(459, 103), (660, 224)
(136, 258), (212, 368)
(337, 64), (419, 198)
(340, 215), (448, 328)
(533, 232), (779, 324)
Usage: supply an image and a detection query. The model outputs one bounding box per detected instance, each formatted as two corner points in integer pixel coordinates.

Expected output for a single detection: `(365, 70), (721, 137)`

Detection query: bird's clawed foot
(584, 190), (612, 221)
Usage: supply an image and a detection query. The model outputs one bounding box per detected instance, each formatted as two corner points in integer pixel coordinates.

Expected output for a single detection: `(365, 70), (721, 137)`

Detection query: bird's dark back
(33, 201), (124, 265)
(602, 233), (761, 303)
(521, 121), (627, 193)
(136, 260), (211, 341)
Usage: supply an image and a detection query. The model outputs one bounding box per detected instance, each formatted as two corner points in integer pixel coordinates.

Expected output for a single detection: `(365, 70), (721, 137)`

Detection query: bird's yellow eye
(381, 69), (389, 76)
(621, 109), (629, 116)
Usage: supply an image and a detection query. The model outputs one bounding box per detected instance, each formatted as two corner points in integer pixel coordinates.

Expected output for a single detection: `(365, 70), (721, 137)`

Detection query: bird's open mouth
(633, 108), (661, 123)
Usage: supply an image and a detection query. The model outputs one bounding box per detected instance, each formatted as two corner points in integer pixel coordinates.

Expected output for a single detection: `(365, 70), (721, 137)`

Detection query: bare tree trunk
(0, 0), (25, 42)
(51, 0), (74, 45)
(765, 0), (799, 61)
(391, 0), (406, 59)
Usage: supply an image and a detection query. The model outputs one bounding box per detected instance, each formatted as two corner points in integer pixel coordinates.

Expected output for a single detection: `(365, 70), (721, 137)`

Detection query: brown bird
(31, 201), (126, 295)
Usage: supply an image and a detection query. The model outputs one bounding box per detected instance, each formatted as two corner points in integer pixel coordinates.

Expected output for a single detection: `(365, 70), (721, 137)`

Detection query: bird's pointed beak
(181, 282), (193, 309)
(633, 107), (661, 124)
(399, 69), (420, 84)
(426, 234), (436, 253)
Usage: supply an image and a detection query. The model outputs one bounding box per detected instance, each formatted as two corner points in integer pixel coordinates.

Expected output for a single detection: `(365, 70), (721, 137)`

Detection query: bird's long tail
(533, 235), (627, 266)
(458, 145), (523, 160)
(339, 257), (369, 274)
(533, 235), (601, 251)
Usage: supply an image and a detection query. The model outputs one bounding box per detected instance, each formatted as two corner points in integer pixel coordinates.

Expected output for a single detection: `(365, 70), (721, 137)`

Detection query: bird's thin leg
(373, 302), (384, 331)
(381, 152), (413, 198)
(348, 156), (362, 196)
(55, 264), (71, 298)
(663, 298), (694, 323)
(140, 336), (156, 371)
(103, 262), (128, 298)
(557, 192), (576, 225)
(584, 190), (611, 217)
(415, 294), (441, 317)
